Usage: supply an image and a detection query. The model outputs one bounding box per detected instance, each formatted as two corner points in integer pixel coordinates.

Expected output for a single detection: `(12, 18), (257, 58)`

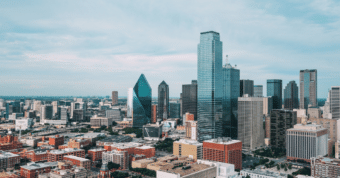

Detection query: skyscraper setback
(157, 81), (169, 120)
(181, 80), (197, 120)
(300, 69), (317, 109)
(197, 31), (223, 141)
(267, 79), (282, 109)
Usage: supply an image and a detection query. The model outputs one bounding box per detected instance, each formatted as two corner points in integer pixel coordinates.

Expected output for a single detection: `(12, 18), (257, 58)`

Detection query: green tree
(277, 164), (280, 170)
(246, 175), (251, 178)
(107, 162), (120, 170)
(288, 164), (292, 170)
(284, 167), (287, 172)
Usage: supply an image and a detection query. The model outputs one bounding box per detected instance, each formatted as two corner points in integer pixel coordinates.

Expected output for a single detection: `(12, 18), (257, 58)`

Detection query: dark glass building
(222, 62), (240, 139)
(267, 79), (282, 109)
(197, 31), (223, 141)
(240, 79), (254, 97)
(300, 69), (317, 109)
(157, 81), (169, 120)
(270, 109), (297, 148)
(181, 80), (197, 120)
(284, 81), (299, 110)
(169, 103), (180, 118)
(127, 74), (152, 128)
(254, 85), (263, 97)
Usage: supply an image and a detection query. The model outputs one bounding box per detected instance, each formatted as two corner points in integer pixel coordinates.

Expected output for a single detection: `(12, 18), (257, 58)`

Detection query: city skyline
(1, 1), (340, 98)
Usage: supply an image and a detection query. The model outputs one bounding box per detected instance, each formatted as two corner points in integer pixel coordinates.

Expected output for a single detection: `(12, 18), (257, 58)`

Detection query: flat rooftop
(107, 142), (141, 149)
(49, 148), (83, 154)
(203, 137), (241, 145)
(175, 139), (202, 146)
(21, 162), (58, 170)
(288, 123), (326, 132)
(64, 155), (89, 162)
(162, 163), (212, 177)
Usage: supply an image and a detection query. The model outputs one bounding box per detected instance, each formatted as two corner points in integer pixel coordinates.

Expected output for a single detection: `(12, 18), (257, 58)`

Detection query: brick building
(0, 150), (20, 169)
(20, 162), (57, 178)
(0, 135), (23, 151)
(58, 138), (92, 149)
(20, 149), (48, 162)
(47, 148), (85, 162)
(151, 104), (157, 123)
(63, 155), (91, 170)
(49, 135), (64, 149)
(311, 156), (340, 178)
(88, 148), (106, 162)
(134, 146), (155, 158)
(102, 150), (129, 170)
(202, 137), (242, 170)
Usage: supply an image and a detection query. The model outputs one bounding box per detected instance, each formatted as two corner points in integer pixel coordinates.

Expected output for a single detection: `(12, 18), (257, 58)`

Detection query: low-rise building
(47, 148), (85, 162)
(0, 150), (20, 169)
(58, 138), (91, 149)
(90, 116), (113, 128)
(185, 121), (197, 140)
(240, 169), (287, 178)
(95, 135), (132, 147)
(131, 159), (155, 169)
(21, 162), (58, 178)
(0, 135), (23, 151)
(63, 155), (91, 170)
(88, 148), (106, 162)
(49, 135), (64, 149)
(173, 139), (202, 161)
(143, 123), (163, 141)
(311, 156), (340, 178)
(102, 150), (129, 170)
(15, 118), (34, 131)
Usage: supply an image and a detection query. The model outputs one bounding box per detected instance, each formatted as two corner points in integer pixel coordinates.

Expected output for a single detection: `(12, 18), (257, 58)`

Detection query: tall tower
(300, 69), (317, 109)
(284, 81), (299, 110)
(197, 31), (223, 141)
(240, 79), (254, 97)
(254, 85), (263, 97)
(98, 163), (109, 178)
(182, 80), (198, 120)
(330, 86), (340, 119)
(127, 74), (152, 127)
(267, 79), (282, 109)
(112, 91), (118, 106)
(222, 58), (240, 139)
(157, 81), (169, 120)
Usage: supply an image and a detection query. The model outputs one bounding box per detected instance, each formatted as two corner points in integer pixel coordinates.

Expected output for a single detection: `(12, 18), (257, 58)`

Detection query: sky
(1, 0), (340, 98)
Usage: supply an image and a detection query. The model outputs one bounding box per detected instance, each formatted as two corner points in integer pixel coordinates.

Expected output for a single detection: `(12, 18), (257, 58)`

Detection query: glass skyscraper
(127, 74), (152, 128)
(197, 31), (223, 141)
(254, 85), (263, 97)
(222, 62), (240, 139)
(300, 69), (317, 109)
(284, 81), (299, 110)
(240, 79), (254, 97)
(181, 80), (197, 120)
(157, 81), (169, 120)
(267, 79), (282, 109)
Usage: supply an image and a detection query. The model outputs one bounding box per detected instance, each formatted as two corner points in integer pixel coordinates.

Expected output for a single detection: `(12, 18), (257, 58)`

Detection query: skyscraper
(330, 86), (340, 119)
(238, 96), (264, 150)
(284, 81), (299, 110)
(222, 61), (240, 139)
(127, 74), (152, 128)
(267, 79), (282, 109)
(300, 69), (317, 109)
(157, 81), (169, 120)
(169, 102), (180, 118)
(112, 91), (118, 106)
(240, 80), (254, 97)
(254, 85), (263, 97)
(197, 31), (223, 141)
(181, 80), (197, 120)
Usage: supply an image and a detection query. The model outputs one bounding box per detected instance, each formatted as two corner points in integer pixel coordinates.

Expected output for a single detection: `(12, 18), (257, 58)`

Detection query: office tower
(222, 60), (240, 139)
(284, 81), (299, 110)
(51, 101), (58, 116)
(197, 31), (223, 141)
(127, 74), (152, 128)
(173, 139), (203, 161)
(169, 103), (180, 118)
(33, 100), (41, 113)
(182, 80), (197, 120)
(308, 107), (321, 118)
(311, 157), (340, 178)
(330, 86), (340, 119)
(300, 69), (317, 109)
(287, 123), (327, 162)
(254, 85), (263, 97)
(202, 137), (242, 170)
(58, 107), (68, 121)
(240, 80), (254, 97)
(151, 105), (157, 123)
(112, 91), (118, 106)
(238, 96), (264, 150)
(40, 105), (46, 120)
(73, 109), (84, 122)
(267, 79), (282, 109)
(106, 108), (122, 121)
(269, 109), (297, 148)
(157, 81), (169, 120)
(263, 97), (273, 116)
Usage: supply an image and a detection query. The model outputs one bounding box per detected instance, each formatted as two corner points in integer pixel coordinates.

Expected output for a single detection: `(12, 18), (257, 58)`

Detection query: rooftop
(49, 148), (83, 154)
(64, 155), (89, 162)
(106, 142), (141, 149)
(161, 163), (212, 177)
(288, 123), (326, 132)
(241, 169), (287, 177)
(136, 145), (154, 149)
(21, 162), (58, 170)
(0, 150), (19, 158)
(175, 139), (202, 146)
(203, 137), (241, 145)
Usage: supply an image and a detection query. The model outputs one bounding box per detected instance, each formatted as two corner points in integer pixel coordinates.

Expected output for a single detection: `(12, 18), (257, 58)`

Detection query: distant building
(15, 118), (34, 131)
(20, 162), (58, 178)
(308, 107), (321, 119)
(90, 116), (113, 128)
(169, 103), (180, 119)
(0, 135), (23, 151)
(57, 106), (68, 121)
(311, 156), (340, 178)
(102, 150), (129, 170)
(151, 104), (157, 123)
(185, 120), (197, 140)
(88, 148), (106, 162)
(240, 79), (254, 97)
(63, 155), (91, 170)
(182, 80), (197, 120)
(238, 96), (264, 150)
(286, 123), (328, 162)
(269, 109), (297, 148)
(158, 81), (169, 120)
(112, 91), (118, 106)
(127, 74), (152, 128)
(267, 79), (282, 109)
(47, 148), (85, 162)
(143, 123), (163, 141)
(254, 85), (263, 97)
(202, 137), (242, 170)
(240, 169), (287, 178)
(49, 135), (64, 149)
(173, 139), (202, 161)
(300, 69), (317, 109)
(330, 86), (340, 119)
(105, 109), (122, 121)
(284, 81), (299, 110)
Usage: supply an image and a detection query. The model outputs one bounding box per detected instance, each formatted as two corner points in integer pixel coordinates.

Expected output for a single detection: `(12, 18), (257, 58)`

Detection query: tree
(281, 164), (285, 168)
(87, 125), (91, 128)
(288, 164), (292, 170)
(111, 171), (128, 178)
(112, 121), (117, 126)
(107, 162), (120, 170)
(288, 175), (294, 178)
(246, 175), (251, 178)
(277, 164), (280, 170)
(284, 167), (287, 172)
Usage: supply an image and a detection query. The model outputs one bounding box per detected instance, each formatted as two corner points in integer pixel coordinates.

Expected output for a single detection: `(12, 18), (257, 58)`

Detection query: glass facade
(240, 80), (254, 97)
(157, 81), (169, 120)
(197, 31), (223, 141)
(284, 81), (299, 110)
(222, 63), (240, 139)
(181, 80), (197, 120)
(169, 102), (180, 118)
(254, 85), (263, 97)
(127, 74), (152, 128)
(267, 79), (282, 110)
(300, 69), (317, 109)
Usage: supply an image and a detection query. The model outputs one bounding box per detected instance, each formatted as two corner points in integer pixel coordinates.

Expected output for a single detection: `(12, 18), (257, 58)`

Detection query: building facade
(240, 80), (254, 97)
(254, 85), (263, 97)
(267, 79), (282, 109)
(284, 81), (299, 110)
(173, 139), (203, 161)
(311, 156), (340, 178)
(330, 86), (340, 119)
(182, 80), (197, 120)
(112, 91), (118, 106)
(158, 81), (169, 120)
(300, 69), (317, 109)
(197, 31), (223, 141)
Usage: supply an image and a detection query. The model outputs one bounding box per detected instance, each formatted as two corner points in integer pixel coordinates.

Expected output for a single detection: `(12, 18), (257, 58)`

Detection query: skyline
(1, 1), (340, 97)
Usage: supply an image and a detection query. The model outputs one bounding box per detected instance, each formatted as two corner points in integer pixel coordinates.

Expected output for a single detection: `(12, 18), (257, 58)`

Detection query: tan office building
(173, 139), (202, 161)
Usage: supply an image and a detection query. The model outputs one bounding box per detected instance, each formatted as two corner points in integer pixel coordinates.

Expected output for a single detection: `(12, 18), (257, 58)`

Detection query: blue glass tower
(284, 81), (299, 110)
(197, 31), (223, 141)
(267, 79), (282, 109)
(222, 62), (240, 139)
(127, 74), (152, 128)
(300, 69), (317, 109)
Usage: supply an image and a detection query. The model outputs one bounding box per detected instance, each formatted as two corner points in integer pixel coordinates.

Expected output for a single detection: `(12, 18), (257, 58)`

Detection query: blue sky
(1, 0), (340, 98)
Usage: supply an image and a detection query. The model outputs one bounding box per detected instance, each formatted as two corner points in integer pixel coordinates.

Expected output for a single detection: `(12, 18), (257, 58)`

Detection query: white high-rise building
(330, 86), (340, 119)
(51, 101), (58, 116)
(33, 100), (42, 113)
(238, 95), (264, 150)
